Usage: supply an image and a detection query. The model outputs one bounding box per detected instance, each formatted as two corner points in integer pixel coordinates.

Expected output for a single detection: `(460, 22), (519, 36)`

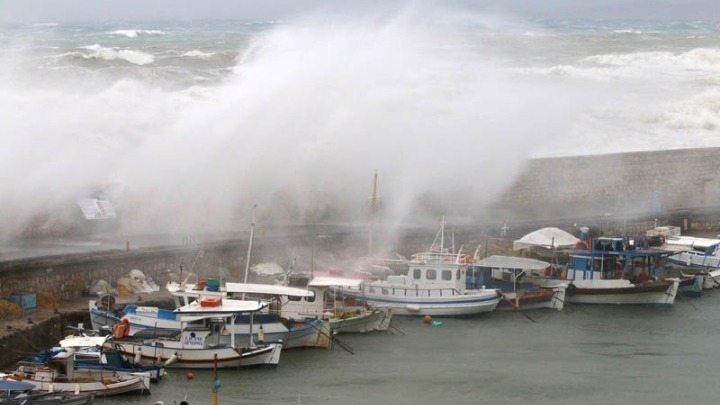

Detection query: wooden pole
(213, 353), (219, 405)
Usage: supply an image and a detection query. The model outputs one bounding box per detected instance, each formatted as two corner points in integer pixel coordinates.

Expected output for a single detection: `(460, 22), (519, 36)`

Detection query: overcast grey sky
(0, 0), (716, 24)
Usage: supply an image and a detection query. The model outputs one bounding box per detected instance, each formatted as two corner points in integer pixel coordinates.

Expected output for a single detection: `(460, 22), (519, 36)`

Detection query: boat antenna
(242, 204), (257, 300)
(368, 170), (379, 258)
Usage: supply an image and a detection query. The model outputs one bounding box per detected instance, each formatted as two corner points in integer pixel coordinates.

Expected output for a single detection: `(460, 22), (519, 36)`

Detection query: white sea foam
(612, 29), (643, 35)
(108, 29), (166, 38)
(180, 50), (215, 59)
(586, 48), (720, 72)
(659, 89), (720, 131)
(79, 44), (155, 65)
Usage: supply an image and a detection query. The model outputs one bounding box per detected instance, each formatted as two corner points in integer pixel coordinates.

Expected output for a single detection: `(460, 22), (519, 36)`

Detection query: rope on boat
(496, 291), (536, 323)
(308, 321), (355, 355)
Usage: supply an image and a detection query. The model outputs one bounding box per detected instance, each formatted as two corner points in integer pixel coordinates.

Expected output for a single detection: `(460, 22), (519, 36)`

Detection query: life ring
(120, 318), (131, 337)
(574, 241), (590, 251)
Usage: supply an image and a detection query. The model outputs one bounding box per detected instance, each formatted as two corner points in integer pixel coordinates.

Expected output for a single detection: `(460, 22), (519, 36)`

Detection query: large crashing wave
(0, 9), (718, 238)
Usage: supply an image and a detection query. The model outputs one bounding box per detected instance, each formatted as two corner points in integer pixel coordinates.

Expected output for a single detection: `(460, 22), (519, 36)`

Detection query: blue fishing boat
(528, 236), (680, 306)
(467, 255), (567, 311)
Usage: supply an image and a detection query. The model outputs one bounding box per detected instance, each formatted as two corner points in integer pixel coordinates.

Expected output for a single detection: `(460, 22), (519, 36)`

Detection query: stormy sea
(1, 13), (719, 236)
(2, 10), (720, 404)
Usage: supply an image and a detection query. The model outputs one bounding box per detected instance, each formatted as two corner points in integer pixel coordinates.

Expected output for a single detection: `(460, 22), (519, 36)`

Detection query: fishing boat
(664, 236), (720, 289)
(90, 283), (331, 350)
(112, 298), (282, 369)
(11, 351), (149, 397)
(0, 378), (94, 404)
(23, 334), (164, 385)
(227, 277), (393, 334)
(343, 220), (500, 316)
(172, 282), (332, 348)
(467, 255), (567, 311)
(528, 236), (680, 306)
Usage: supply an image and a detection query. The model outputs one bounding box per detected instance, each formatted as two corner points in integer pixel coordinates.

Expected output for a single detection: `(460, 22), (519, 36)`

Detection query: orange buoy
(186, 372), (194, 380)
(423, 315), (433, 324)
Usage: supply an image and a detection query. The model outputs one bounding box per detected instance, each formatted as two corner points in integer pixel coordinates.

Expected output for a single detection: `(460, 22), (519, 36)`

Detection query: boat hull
(565, 279), (679, 306)
(329, 308), (393, 333)
(497, 285), (567, 311)
(356, 290), (499, 316)
(13, 370), (148, 397)
(90, 304), (329, 349)
(0, 391), (94, 404)
(114, 341), (282, 369)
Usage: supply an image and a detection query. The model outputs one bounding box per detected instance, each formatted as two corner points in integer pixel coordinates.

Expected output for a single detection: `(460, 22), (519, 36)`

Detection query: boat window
(427, 269), (437, 280)
(457, 269), (462, 280)
(413, 269), (422, 279)
(442, 270), (452, 281)
(305, 292), (316, 302)
(288, 295), (301, 301)
(382, 288), (389, 295)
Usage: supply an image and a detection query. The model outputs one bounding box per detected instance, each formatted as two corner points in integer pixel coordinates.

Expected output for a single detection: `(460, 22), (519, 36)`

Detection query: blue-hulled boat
(467, 255), (567, 311)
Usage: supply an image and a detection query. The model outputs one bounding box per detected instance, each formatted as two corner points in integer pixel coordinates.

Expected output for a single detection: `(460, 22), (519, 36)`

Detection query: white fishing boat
(12, 352), (149, 397)
(344, 220), (500, 316)
(27, 335), (164, 384)
(227, 277), (393, 334)
(90, 283), (331, 349)
(0, 378), (94, 404)
(112, 298), (282, 369)
(663, 236), (720, 289)
(174, 281), (332, 348)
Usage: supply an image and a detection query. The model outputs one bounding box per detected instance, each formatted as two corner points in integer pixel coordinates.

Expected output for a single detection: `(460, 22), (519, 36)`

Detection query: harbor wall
(0, 230), (373, 305)
(498, 147), (720, 222)
(3, 148), (720, 305)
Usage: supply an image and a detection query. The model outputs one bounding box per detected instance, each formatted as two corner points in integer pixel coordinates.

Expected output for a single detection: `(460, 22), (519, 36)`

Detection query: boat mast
(368, 170), (379, 258)
(242, 204), (257, 300)
(431, 216), (446, 252)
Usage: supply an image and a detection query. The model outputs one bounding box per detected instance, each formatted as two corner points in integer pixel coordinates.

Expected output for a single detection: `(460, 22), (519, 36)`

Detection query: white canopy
(308, 276), (363, 288)
(476, 255), (551, 271)
(225, 282), (314, 298)
(60, 335), (109, 348)
(513, 227), (579, 251)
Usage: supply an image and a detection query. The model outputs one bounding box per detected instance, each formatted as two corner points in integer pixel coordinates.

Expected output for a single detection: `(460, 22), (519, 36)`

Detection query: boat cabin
(567, 237), (670, 281)
(369, 252), (468, 296)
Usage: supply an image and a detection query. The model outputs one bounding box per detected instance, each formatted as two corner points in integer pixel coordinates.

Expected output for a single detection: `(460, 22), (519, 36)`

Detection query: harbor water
(105, 292), (720, 405)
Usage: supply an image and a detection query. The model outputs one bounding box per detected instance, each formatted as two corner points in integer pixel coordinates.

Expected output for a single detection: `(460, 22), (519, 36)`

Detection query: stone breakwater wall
(0, 311), (86, 370)
(0, 245), (241, 303)
(500, 147), (720, 221)
(0, 230), (372, 304)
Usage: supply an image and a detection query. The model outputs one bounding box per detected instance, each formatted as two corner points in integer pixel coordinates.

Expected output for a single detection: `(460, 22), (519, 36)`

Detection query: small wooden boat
(468, 255), (567, 311)
(0, 379), (94, 404)
(234, 276), (393, 334)
(11, 351), (149, 397)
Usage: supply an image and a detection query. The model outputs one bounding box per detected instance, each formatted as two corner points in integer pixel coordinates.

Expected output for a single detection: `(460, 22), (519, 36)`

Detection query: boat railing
(410, 252), (461, 265)
(366, 285), (464, 297)
(676, 252), (720, 268)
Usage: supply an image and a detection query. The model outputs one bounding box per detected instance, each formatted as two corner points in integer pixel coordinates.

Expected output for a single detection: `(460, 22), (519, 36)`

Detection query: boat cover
(0, 380), (36, 391)
(513, 227), (579, 250)
(475, 255), (551, 271)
